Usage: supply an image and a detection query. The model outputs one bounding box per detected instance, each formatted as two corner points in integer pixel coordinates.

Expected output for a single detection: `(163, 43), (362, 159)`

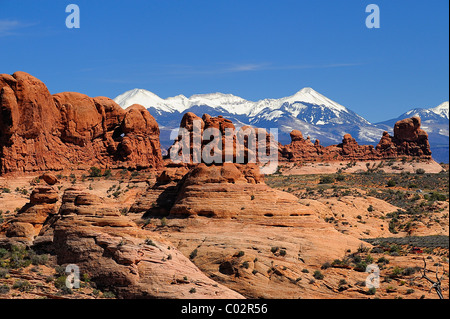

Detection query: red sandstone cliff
(0, 72), (163, 174)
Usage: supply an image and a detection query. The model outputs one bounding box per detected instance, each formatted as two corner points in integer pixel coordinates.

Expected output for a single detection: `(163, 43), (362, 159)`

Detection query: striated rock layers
(1, 187), (243, 299)
(279, 116), (432, 162)
(131, 162), (314, 220)
(128, 163), (366, 298)
(170, 163), (308, 219)
(0, 71), (163, 174)
(1, 186), (59, 246)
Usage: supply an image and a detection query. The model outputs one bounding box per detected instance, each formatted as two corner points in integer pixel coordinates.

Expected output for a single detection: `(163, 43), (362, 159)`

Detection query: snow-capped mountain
(114, 88), (381, 143)
(115, 87), (368, 125)
(113, 89), (449, 162)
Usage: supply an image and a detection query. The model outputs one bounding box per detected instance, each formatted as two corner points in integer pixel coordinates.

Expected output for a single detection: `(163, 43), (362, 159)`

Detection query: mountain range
(113, 89), (449, 163)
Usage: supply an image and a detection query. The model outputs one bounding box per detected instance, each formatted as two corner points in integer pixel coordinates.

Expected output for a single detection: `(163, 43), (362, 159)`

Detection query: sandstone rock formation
(1, 186), (58, 246)
(375, 116), (431, 158)
(0, 72), (163, 174)
(169, 113), (277, 166)
(279, 116), (432, 163)
(130, 163), (366, 298)
(170, 163), (305, 219)
(169, 112), (431, 166)
(45, 188), (243, 298)
(1, 186), (243, 299)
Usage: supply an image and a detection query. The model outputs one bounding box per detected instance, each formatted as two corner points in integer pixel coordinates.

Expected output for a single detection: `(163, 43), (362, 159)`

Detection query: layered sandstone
(1, 186), (59, 246)
(0, 72), (163, 174)
(132, 163), (366, 298)
(170, 163), (308, 219)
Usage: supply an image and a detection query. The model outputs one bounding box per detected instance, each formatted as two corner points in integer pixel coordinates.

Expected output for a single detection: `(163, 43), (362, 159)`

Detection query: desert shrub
(319, 176), (335, 184)
(189, 249), (198, 260)
(0, 268), (8, 278)
(365, 255), (374, 264)
(354, 261), (368, 272)
(367, 287), (376, 295)
(402, 267), (418, 276)
(279, 249), (286, 257)
(387, 180), (396, 187)
(242, 261), (249, 269)
(236, 251), (245, 257)
(391, 266), (403, 277)
(338, 279), (347, 286)
(12, 280), (33, 292)
(321, 262), (331, 270)
(30, 252), (49, 266)
(415, 168), (426, 175)
(406, 289), (415, 295)
(54, 276), (67, 289)
(89, 167), (102, 177)
(377, 257), (389, 265)
(367, 205), (374, 212)
(102, 291), (116, 298)
(103, 169), (112, 178)
(313, 270), (324, 280)
(0, 284), (10, 294)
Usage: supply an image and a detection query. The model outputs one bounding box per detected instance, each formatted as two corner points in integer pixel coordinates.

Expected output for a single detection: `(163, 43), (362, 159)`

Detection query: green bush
(415, 168), (425, 175)
(189, 249), (198, 260)
(319, 176), (335, 184)
(387, 180), (396, 187)
(12, 280), (33, 292)
(313, 270), (324, 280)
(89, 167), (102, 177)
(367, 287), (376, 295)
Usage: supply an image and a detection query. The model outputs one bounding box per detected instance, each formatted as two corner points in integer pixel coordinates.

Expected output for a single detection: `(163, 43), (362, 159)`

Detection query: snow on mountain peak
(113, 87), (371, 126)
(430, 101), (449, 119)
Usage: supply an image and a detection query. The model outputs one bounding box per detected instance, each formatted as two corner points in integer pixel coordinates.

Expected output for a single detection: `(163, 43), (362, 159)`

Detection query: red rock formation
(1, 186), (59, 246)
(375, 116), (431, 158)
(48, 188), (243, 298)
(280, 116), (432, 163)
(0, 72), (163, 174)
(170, 113), (277, 167)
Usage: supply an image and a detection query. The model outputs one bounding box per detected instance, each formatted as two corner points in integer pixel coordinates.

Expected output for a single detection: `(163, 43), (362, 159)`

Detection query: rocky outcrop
(1, 186), (243, 298)
(170, 113), (277, 166)
(280, 116), (432, 162)
(169, 112), (431, 166)
(130, 162), (310, 220)
(51, 188), (242, 298)
(170, 163), (310, 219)
(375, 116), (431, 158)
(0, 72), (163, 174)
(2, 186), (59, 246)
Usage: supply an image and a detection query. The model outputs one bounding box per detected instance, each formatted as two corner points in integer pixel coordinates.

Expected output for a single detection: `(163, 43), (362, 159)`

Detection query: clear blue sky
(1, 0), (448, 122)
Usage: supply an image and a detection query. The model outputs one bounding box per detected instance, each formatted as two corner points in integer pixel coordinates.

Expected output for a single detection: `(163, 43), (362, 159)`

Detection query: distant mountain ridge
(113, 89), (449, 163)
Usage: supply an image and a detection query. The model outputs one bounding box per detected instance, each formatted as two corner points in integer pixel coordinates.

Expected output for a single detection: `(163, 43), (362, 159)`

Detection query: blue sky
(0, 0), (448, 122)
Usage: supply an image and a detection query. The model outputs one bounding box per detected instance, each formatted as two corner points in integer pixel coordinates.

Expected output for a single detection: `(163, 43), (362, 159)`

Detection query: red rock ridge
(279, 116), (432, 162)
(0, 72), (163, 174)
